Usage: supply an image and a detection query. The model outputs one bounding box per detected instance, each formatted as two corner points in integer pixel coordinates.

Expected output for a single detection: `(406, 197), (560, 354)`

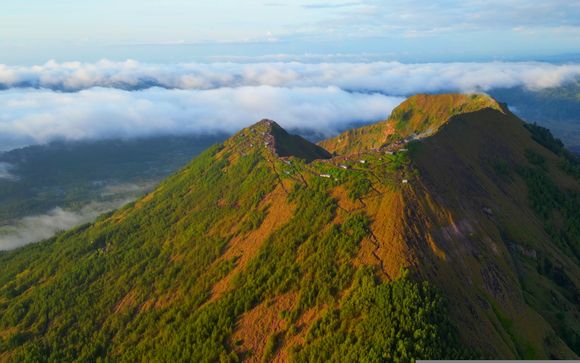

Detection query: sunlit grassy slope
(319, 93), (504, 155)
(0, 95), (578, 362)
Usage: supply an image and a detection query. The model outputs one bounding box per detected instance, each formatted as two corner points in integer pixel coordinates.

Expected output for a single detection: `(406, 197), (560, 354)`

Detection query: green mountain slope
(406, 108), (579, 358)
(0, 95), (578, 362)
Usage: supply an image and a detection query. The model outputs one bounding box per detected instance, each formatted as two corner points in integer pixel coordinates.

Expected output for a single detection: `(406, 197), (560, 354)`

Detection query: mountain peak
(250, 118), (282, 132)
(229, 119), (331, 162)
(401, 93), (502, 110)
(320, 93), (506, 155)
(390, 93), (504, 136)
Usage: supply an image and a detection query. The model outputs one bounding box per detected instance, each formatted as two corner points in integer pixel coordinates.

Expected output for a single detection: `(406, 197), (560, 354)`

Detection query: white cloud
(101, 182), (155, 197)
(0, 86), (403, 150)
(1, 60), (580, 93)
(0, 60), (579, 150)
(0, 199), (130, 250)
(0, 162), (17, 180)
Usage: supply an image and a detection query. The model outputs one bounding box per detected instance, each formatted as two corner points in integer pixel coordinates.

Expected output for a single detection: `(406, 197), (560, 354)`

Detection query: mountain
(319, 93), (504, 155)
(0, 94), (578, 362)
(258, 119), (331, 162)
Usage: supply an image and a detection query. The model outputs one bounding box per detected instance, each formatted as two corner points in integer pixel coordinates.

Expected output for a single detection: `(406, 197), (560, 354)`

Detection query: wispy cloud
(309, 0), (580, 39)
(0, 162), (17, 180)
(0, 199), (131, 250)
(1, 1), (579, 64)
(101, 182), (156, 197)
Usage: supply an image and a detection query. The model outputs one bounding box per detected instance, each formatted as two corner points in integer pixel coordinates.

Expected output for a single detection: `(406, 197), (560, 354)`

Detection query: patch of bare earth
(209, 185), (294, 302)
(330, 186), (364, 216)
(231, 292), (297, 362)
(356, 190), (414, 279)
(0, 351), (13, 362)
(272, 306), (324, 362)
(0, 327), (17, 341)
(113, 288), (139, 313)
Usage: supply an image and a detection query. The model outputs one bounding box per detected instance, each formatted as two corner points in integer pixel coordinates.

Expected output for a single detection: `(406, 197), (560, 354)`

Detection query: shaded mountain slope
(265, 119), (331, 162)
(488, 80), (580, 151)
(0, 94), (578, 362)
(401, 108), (579, 359)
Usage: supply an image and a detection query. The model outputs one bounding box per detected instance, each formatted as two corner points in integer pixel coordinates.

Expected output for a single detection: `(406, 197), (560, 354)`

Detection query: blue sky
(1, 0), (580, 64)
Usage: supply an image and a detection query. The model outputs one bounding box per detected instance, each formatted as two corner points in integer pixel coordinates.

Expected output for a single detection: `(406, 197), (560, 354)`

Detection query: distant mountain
(0, 135), (225, 248)
(0, 94), (578, 362)
(488, 80), (580, 152)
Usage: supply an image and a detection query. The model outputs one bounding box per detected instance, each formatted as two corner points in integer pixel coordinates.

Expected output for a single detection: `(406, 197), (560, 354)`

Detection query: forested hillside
(0, 96), (578, 362)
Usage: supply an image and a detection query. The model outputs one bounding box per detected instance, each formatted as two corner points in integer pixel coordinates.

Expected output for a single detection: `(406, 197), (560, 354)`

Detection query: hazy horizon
(2, 1), (580, 64)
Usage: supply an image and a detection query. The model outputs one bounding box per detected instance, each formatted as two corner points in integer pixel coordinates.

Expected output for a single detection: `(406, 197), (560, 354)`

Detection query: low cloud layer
(0, 86), (403, 150)
(0, 199), (130, 250)
(0, 162), (17, 180)
(0, 60), (579, 150)
(1, 60), (580, 93)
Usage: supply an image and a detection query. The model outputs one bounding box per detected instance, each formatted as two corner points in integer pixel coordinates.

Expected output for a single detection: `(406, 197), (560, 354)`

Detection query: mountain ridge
(319, 93), (505, 155)
(0, 93), (578, 362)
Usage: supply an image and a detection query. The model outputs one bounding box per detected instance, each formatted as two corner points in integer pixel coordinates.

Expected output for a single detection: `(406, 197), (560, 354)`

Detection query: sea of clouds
(2, 60), (580, 92)
(1, 60), (579, 150)
(0, 86), (402, 150)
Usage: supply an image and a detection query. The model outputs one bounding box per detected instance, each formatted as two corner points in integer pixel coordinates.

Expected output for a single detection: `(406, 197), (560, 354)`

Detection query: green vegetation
(0, 122), (471, 362)
(520, 150), (580, 260)
(490, 158), (511, 178)
(291, 269), (474, 363)
(0, 125), (474, 363)
(0, 141), (277, 362)
(525, 123), (566, 155)
(320, 93), (504, 155)
(387, 151), (410, 172)
(524, 122), (580, 179)
(262, 333), (280, 363)
(516, 139), (580, 356)
(524, 149), (546, 168)
(347, 178), (372, 200)
(1, 99), (579, 361)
